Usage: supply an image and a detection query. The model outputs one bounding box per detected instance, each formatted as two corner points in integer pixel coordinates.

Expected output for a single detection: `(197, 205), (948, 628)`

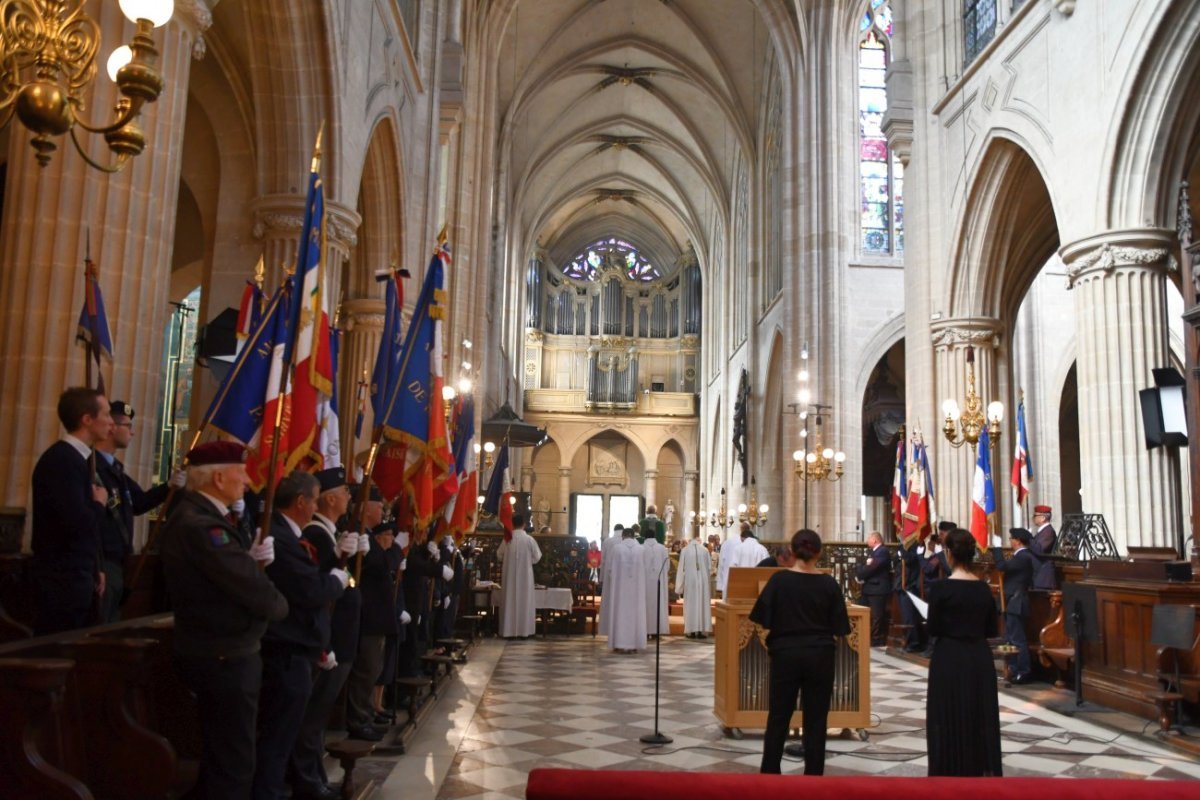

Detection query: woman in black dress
(926, 527), (1002, 776)
(749, 529), (851, 775)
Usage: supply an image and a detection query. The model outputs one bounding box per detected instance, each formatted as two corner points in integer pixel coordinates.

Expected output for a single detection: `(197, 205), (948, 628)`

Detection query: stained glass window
(561, 237), (663, 282)
(858, 1), (903, 256)
(963, 0), (997, 67)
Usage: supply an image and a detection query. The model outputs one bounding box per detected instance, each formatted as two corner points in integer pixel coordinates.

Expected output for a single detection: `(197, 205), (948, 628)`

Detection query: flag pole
(255, 122), (325, 548)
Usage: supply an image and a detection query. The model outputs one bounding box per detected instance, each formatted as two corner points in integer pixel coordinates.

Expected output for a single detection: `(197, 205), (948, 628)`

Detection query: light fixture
(457, 376), (473, 394)
(0, 0), (176, 171)
(738, 477), (769, 528)
(791, 340), (845, 531)
(707, 488), (736, 529)
(482, 440), (496, 468)
(941, 345), (1003, 450)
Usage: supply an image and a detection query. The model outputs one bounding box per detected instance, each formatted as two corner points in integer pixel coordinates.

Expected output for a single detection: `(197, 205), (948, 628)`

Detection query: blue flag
(482, 445), (510, 517)
(77, 258), (114, 391)
(204, 285), (291, 444)
(451, 396), (475, 477)
(370, 271), (405, 430)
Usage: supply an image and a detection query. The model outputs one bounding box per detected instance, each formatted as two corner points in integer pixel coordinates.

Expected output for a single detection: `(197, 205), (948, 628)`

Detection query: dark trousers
(345, 635), (385, 731)
(1005, 611), (1031, 676)
(290, 658), (354, 794)
(897, 590), (925, 650)
(33, 565), (96, 635)
(437, 595), (459, 640)
(863, 593), (890, 646)
(253, 646), (314, 800)
(761, 644), (836, 775)
(177, 651), (261, 800)
(100, 558), (124, 624)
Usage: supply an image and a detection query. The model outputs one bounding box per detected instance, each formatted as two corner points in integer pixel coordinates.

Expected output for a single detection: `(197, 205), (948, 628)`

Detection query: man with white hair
(675, 529), (712, 639)
(161, 441), (287, 800)
(642, 530), (670, 639)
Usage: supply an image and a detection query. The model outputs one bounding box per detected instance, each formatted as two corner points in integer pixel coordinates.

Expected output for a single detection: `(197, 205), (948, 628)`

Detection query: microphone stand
(640, 553), (673, 745)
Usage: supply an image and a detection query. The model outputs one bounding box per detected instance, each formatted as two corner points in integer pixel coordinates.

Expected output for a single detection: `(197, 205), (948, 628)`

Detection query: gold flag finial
(310, 120), (326, 174)
(253, 255), (266, 290)
(437, 225), (448, 246)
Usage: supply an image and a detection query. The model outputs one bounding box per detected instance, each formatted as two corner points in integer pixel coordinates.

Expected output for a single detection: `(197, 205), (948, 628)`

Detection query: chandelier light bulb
(798, 388), (811, 404)
(987, 400), (1005, 423)
(476, 495), (486, 504)
(106, 46), (133, 82)
(942, 398), (961, 420)
(800, 411), (808, 420)
(798, 369), (809, 382)
(508, 496), (516, 505)
(801, 344), (809, 360)
(835, 451), (847, 462)
(457, 376), (473, 394)
(462, 360), (472, 370)
(119, 0), (175, 27)
(759, 504), (769, 514)
(822, 447), (834, 459)
(737, 503), (748, 513)
(441, 385), (457, 402)
(463, 339), (473, 349)
(473, 442), (481, 454)
(483, 441), (496, 454)
(806, 452), (817, 464)
(792, 450), (804, 462)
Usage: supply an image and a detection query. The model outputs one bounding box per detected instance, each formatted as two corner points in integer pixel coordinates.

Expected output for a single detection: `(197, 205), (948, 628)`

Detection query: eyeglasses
(113, 422), (133, 428)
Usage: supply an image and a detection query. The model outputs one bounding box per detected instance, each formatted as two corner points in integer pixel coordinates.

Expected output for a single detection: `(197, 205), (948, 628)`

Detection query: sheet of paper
(906, 590), (929, 620)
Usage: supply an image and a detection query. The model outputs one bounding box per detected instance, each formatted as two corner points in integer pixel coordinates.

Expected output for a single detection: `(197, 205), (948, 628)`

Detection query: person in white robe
(716, 534), (741, 599)
(642, 535), (670, 637)
(734, 523), (769, 567)
(607, 530), (648, 652)
(675, 531), (712, 638)
(598, 524), (624, 638)
(497, 514), (542, 638)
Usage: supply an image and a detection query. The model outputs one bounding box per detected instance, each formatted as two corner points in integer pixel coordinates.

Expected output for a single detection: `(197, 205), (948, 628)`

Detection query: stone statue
(535, 495), (551, 529)
(733, 368), (750, 485)
(663, 499), (675, 534)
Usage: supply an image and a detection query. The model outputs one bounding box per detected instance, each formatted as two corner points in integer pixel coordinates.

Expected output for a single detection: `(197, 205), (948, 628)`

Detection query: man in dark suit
(254, 471), (348, 800)
(93, 400), (184, 623)
(30, 387), (113, 634)
(855, 531), (892, 647)
(992, 527), (1036, 683)
(290, 467), (365, 800)
(1030, 504), (1058, 590)
(896, 543), (925, 652)
(161, 440), (287, 800)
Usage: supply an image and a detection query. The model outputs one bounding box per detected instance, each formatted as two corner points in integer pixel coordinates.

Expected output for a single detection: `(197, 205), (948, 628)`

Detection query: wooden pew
(1036, 590), (1074, 688)
(0, 657), (92, 800)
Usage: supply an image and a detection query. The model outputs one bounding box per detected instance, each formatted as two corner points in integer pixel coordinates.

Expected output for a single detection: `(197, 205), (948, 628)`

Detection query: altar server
(497, 514), (541, 638)
(675, 530), (712, 638)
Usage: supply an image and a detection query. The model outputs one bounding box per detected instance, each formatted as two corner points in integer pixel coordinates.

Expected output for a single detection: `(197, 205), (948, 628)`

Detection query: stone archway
(861, 339), (905, 537)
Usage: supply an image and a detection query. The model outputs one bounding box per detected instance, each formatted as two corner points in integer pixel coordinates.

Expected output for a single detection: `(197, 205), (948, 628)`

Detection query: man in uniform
(160, 441), (286, 800)
(30, 387), (113, 634)
(855, 531), (892, 647)
(94, 400), (185, 623)
(254, 471), (348, 800)
(1030, 504), (1058, 590)
(290, 467), (366, 800)
(992, 527), (1036, 684)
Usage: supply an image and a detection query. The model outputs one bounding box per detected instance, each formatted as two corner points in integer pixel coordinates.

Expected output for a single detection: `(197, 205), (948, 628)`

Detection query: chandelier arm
(70, 97), (144, 135)
(68, 125), (130, 173)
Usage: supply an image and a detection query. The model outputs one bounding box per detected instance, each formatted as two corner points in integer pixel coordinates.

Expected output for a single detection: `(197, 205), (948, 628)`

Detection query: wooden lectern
(713, 567), (872, 738)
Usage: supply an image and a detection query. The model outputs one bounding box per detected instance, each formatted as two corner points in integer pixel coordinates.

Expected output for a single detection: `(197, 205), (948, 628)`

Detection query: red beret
(187, 441), (247, 466)
(1033, 505), (1052, 515)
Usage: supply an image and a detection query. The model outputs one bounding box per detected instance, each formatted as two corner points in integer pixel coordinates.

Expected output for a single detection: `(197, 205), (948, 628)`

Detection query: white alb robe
(598, 532), (621, 638)
(716, 536), (741, 597)
(674, 539), (712, 634)
(497, 529), (542, 637)
(734, 536), (769, 567)
(606, 537), (647, 651)
(642, 539), (670, 635)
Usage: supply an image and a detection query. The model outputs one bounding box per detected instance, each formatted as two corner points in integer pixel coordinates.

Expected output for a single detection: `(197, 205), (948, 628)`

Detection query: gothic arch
(352, 116), (406, 296)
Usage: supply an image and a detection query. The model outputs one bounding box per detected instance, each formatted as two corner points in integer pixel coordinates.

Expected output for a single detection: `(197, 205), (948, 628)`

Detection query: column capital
(339, 298), (386, 331)
(173, 0), (215, 59)
(644, 469), (659, 478)
(929, 317), (1002, 349)
(1061, 228), (1178, 289)
(325, 200), (362, 250)
(558, 466), (573, 476)
(251, 194), (306, 241)
(683, 470), (699, 480)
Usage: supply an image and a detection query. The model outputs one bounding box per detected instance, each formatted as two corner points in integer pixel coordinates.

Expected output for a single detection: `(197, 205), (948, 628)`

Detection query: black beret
(1009, 527), (1032, 544)
(110, 401), (134, 420)
(315, 467), (346, 493)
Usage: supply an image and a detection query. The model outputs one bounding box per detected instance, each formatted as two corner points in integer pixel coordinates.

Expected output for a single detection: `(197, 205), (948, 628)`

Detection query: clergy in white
(606, 529), (647, 652)
(642, 535), (670, 637)
(497, 514), (542, 638)
(734, 524), (769, 567)
(598, 524), (623, 639)
(716, 534), (741, 598)
(674, 531), (712, 638)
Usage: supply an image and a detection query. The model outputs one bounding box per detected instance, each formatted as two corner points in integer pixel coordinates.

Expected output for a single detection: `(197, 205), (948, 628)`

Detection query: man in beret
(290, 467), (368, 800)
(1030, 505), (1058, 590)
(94, 400), (186, 623)
(344, 487), (393, 741)
(254, 470), (348, 800)
(992, 528), (1036, 684)
(30, 387), (113, 634)
(161, 440), (287, 800)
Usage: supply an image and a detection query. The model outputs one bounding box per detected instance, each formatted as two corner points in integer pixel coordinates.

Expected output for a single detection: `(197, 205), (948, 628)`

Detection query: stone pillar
(252, 197), (358, 295)
(683, 470), (698, 539)
(930, 318), (1003, 537)
(1061, 229), (1181, 551)
(520, 465), (534, 494)
(338, 298), (386, 465)
(558, 467), (572, 523)
(644, 468), (658, 511)
(0, 1), (210, 520)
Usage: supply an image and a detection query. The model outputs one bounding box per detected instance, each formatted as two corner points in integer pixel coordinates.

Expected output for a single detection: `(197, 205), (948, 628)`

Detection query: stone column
(930, 318), (1003, 536)
(1061, 229), (1181, 551)
(338, 298), (386, 464)
(644, 468), (658, 511)
(683, 469), (698, 539)
(558, 467), (572, 522)
(520, 466), (534, 494)
(0, 1), (210, 519)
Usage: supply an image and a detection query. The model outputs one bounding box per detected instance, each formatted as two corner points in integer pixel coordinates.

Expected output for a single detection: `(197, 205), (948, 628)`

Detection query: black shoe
(373, 712), (392, 725)
(1009, 674), (1033, 685)
(347, 726), (384, 742)
(904, 645), (923, 653)
(920, 648), (934, 658)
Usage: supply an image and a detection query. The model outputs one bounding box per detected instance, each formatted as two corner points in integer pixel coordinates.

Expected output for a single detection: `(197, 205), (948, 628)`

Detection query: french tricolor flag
(1011, 399), (1032, 507)
(970, 427), (996, 549)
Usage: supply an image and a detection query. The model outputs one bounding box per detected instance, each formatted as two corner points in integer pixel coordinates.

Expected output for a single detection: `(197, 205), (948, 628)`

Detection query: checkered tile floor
(348, 637), (1200, 798)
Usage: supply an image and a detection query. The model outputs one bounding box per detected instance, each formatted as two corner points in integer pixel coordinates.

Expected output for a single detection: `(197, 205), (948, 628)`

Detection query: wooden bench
(436, 637), (468, 663)
(419, 653), (455, 692)
(1036, 591), (1074, 688)
(393, 675), (432, 725)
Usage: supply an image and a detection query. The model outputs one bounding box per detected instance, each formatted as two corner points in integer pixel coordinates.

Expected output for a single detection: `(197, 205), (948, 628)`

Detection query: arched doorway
(861, 339), (905, 537)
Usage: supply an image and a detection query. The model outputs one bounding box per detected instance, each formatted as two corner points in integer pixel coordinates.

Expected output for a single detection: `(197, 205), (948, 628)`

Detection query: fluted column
(1062, 229), (1181, 551)
(558, 467), (572, 520)
(930, 318), (1003, 532)
(644, 468), (658, 510)
(683, 470), (698, 539)
(0, 1), (210, 519)
(338, 298), (386, 462)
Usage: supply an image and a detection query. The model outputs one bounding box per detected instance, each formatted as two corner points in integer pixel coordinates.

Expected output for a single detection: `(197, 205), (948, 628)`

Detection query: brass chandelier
(941, 344), (1003, 450)
(0, 0), (176, 171)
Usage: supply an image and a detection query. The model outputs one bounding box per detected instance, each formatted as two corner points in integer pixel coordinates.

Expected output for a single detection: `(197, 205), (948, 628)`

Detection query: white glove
(443, 596), (451, 609)
(318, 651), (338, 671)
(427, 541), (440, 560)
(442, 564), (454, 582)
(231, 498), (246, 515)
(397, 532), (410, 549)
(337, 533), (358, 557)
(935, 545), (943, 554)
(399, 558), (407, 572)
(330, 568), (350, 588)
(168, 469), (186, 488)
(250, 536), (275, 566)
(357, 533), (370, 554)
(399, 610), (411, 625)
(916, 545), (925, 555)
